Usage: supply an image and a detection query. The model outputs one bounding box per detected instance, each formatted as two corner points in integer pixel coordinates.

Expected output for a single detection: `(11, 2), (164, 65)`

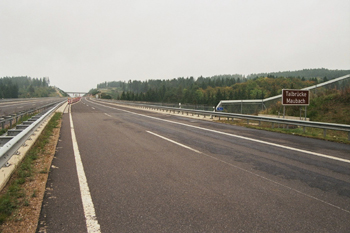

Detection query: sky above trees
(0, 0), (349, 92)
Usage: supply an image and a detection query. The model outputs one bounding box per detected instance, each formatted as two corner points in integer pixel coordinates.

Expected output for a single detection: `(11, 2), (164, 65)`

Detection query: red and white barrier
(68, 97), (81, 104)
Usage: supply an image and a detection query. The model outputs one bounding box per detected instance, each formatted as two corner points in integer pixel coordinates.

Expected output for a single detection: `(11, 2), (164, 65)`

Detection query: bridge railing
(216, 74), (350, 114)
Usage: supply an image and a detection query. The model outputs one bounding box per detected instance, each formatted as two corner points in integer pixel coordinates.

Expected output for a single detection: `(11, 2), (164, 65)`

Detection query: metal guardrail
(0, 100), (63, 131)
(93, 98), (350, 141)
(0, 100), (65, 168)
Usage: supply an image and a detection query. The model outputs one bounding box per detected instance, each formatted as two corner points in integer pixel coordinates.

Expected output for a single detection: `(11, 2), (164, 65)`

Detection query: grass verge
(0, 112), (62, 226)
(218, 119), (350, 144)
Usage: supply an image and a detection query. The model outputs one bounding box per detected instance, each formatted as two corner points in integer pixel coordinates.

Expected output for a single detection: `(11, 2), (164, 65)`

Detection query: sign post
(282, 89), (310, 106)
(282, 89), (310, 120)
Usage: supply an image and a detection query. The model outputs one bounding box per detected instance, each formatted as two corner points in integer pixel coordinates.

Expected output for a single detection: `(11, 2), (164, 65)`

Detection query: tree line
(246, 68), (350, 80)
(0, 76), (53, 98)
(93, 75), (316, 106)
(92, 68), (349, 106)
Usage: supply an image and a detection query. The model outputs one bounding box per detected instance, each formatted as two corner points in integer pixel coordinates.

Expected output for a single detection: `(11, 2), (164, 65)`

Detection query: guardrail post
(323, 129), (326, 138)
(247, 120), (249, 125)
(348, 132), (350, 141)
(272, 123), (274, 129)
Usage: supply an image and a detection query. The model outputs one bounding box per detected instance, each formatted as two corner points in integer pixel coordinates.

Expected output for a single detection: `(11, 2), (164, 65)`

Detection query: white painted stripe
(87, 99), (350, 164)
(148, 131), (350, 214)
(69, 106), (101, 233)
(147, 131), (202, 154)
(92, 107), (95, 110)
(104, 113), (112, 117)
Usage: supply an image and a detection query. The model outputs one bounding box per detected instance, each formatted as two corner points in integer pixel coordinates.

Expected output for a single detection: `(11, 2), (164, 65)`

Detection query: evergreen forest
(92, 68), (350, 106)
(0, 76), (61, 98)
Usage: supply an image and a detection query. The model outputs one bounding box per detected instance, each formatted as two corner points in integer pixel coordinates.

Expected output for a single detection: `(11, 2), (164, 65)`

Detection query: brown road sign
(282, 89), (310, 106)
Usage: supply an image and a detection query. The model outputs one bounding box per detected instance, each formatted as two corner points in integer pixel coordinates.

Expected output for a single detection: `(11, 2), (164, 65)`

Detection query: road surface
(38, 97), (350, 232)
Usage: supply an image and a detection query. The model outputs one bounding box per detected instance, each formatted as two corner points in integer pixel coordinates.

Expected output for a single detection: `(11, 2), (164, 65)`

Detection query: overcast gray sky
(1, 0), (349, 92)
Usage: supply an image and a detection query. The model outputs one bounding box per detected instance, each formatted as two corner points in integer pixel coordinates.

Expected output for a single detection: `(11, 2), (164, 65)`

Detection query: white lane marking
(69, 106), (101, 233)
(147, 130), (350, 214)
(147, 131), (202, 154)
(104, 113), (112, 117)
(86, 99), (350, 164)
(92, 107), (95, 110)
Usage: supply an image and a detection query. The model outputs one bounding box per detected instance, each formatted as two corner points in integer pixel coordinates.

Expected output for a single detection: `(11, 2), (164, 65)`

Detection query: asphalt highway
(38, 97), (350, 232)
(0, 97), (63, 116)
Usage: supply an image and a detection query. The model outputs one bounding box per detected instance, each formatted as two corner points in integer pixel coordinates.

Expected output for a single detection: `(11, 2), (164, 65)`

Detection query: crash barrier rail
(93, 98), (350, 141)
(0, 100), (66, 168)
(0, 100), (63, 131)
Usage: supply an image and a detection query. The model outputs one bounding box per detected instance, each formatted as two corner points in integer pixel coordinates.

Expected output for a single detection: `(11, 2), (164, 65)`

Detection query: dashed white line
(147, 131), (202, 154)
(69, 106), (101, 233)
(104, 113), (112, 117)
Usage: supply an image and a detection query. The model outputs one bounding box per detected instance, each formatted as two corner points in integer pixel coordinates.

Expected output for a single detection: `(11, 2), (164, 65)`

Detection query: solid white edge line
(147, 131), (202, 154)
(87, 98), (350, 164)
(69, 105), (101, 233)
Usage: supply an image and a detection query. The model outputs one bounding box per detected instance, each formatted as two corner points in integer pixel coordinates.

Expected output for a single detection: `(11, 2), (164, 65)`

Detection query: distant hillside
(93, 68), (349, 106)
(0, 76), (61, 98)
(247, 68), (350, 80)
